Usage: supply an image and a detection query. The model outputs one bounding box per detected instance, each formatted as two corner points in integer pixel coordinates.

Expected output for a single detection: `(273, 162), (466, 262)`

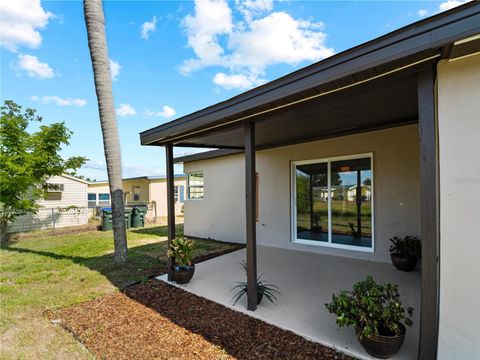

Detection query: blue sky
(1, 0), (468, 180)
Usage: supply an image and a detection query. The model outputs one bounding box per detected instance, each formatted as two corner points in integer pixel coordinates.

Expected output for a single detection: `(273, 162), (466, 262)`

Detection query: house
(9, 174), (90, 233)
(347, 184), (371, 202)
(140, 3), (480, 360)
(87, 175), (186, 219)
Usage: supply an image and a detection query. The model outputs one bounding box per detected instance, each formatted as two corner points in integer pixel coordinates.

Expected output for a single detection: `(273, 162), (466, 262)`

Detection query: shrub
(167, 237), (195, 267)
(389, 236), (421, 258)
(325, 276), (414, 339)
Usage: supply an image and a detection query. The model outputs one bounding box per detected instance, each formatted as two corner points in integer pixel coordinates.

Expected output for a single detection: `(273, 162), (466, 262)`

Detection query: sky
(0, 0), (470, 181)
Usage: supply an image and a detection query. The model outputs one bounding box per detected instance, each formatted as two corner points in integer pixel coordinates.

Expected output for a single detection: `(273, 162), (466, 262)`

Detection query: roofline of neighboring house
(140, 2), (480, 146)
(60, 174), (91, 185)
(89, 174), (186, 185)
(174, 149), (243, 164)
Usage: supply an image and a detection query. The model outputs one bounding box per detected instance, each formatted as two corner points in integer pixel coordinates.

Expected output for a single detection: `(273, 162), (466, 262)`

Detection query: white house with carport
(140, 4), (480, 360)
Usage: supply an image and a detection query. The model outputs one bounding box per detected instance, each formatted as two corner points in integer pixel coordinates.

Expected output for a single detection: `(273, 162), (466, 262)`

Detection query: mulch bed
(50, 280), (354, 360)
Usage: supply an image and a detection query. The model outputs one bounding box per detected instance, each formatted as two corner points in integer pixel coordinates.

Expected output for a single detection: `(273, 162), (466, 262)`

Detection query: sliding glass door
(292, 154), (373, 251)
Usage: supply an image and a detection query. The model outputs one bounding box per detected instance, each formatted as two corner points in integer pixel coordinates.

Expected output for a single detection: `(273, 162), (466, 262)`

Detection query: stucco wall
(123, 179), (150, 204)
(184, 124), (421, 262)
(437, 54), (480, 359)
(149, 177), (186, 217)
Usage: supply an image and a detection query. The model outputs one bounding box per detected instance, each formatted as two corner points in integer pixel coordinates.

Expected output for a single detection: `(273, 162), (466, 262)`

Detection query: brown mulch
(51, 280), (354, 360)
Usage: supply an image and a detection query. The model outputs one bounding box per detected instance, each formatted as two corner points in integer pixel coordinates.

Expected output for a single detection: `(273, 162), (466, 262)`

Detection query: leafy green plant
(231, 261), (280, 305)
(0, 101), (87, 242)
(389, 236), (421, 258)
(167, 237), (195, 267)
(325, 276), (414, 339)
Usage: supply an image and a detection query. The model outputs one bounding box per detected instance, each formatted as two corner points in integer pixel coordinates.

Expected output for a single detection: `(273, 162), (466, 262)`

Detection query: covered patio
(140, 5), (480, 359)
(158, 246), (421, 360)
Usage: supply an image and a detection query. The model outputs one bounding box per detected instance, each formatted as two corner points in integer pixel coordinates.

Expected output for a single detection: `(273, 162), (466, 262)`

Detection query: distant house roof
(60, 174), (91, 185)
(90, 174), (186, 184)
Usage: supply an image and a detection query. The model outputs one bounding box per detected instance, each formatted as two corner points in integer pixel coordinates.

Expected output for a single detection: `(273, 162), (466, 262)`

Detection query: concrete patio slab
(157, 245), (420, 360)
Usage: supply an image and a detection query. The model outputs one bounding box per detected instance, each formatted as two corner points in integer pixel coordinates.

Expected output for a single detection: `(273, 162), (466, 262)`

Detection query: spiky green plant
(230, 261), (280, 305)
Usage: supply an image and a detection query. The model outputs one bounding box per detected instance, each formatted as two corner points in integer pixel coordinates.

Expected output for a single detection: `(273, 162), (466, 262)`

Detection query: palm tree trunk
(83, 0), (127, 264)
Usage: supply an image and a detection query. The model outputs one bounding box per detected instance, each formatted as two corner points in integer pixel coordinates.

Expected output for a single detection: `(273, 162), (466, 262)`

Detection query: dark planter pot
(312, 226), (323, 233)
(391, 254), (417, 272)
(257, 291), (264, 305)
(172, 265), (195, 284)
(355, 324), (406, 359)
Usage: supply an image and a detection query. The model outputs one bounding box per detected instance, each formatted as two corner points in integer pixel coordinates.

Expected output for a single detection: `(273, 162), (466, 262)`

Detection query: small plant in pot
(231, 261), (280, 306)
(312, 212), (322, 233)
(167, 237), (195, 284)
(389, 235), (421, 272)
(325, 276), (414, 359)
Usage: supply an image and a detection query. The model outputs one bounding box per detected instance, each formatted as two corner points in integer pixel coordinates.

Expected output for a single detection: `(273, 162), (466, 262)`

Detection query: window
(98, 193), (110, 206)
(88, 193), (97, 208)
(174, 185), (185, 203)
(132, 186), (140, 202)
(187, 172), (204, 199)
(292, 153), (373, 251)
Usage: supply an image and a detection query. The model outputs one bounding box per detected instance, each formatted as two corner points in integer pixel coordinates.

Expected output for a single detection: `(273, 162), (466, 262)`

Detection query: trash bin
(124, 207), (132, 229)
(101, 207), (112, 231)
(131, 205), (148, 228)
(102, 207), (132, 231)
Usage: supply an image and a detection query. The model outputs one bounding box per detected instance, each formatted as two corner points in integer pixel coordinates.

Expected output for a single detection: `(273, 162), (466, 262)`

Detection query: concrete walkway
(158, 245), (420, 360)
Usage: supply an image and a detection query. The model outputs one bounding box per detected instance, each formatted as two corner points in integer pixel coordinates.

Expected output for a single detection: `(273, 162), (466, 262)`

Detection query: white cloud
(141, 16), (157, 39)
(180, 0), (334, 90)
(32, 95), (86, 107)
(180, 0), (233, 74)
(16, 54), (54, 79)
(418, 9), (429, 17)
(145, 105), (176, 118)
(0, 0), (53, 52)
(439, 0), (470, 11)
(116, 103), (136, 117)
(213, 72), (265, 89)
(418, 0), (470, 18)
(110, 59), (121, 81)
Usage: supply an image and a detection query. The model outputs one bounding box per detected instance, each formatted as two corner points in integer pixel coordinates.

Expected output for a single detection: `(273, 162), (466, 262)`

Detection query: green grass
(0, 223), (239, 359)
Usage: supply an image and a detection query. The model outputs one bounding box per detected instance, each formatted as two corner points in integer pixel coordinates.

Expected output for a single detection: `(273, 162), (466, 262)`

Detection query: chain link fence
(9, 207), (90, 233)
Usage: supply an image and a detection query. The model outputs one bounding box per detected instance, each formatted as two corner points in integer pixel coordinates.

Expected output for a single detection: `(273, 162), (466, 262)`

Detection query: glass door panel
(295, 162), (328, 242)
(330, 158), (372, 248)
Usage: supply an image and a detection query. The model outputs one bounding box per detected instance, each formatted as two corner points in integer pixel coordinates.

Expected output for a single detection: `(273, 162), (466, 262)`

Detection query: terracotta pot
(355, 324), (406, 359)
(391, 254), (417, 272)
(172, 265), (195, 284)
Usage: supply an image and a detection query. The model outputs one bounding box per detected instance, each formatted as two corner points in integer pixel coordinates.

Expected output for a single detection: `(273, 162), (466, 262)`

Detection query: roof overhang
(140, 3), (480, 150)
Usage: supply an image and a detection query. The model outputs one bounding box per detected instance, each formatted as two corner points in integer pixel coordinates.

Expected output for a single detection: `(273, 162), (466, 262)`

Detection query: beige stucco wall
(437, 54), (480, 359)
(123, 179), (150, 204)
(184, 124), (421, 262)
(149, 177), (186, 217)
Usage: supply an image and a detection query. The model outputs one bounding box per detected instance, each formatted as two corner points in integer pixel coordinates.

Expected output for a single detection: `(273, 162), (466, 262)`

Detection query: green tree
(0, 101), (87, 242)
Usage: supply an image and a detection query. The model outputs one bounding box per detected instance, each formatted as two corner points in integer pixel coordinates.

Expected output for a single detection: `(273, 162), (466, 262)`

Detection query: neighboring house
(9, 174), (90, 233)
(87, 175), (186, 218)
(140, 4), (480, 360)
(347, 185), (371, 202)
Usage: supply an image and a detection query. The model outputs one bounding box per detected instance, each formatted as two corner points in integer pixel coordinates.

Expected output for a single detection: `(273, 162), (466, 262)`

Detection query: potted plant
(389, 235), (421, 272)
(312, 212), (322, 233)
(325, 276), (414, 359)
(231, 261), (280, 306)
(167, 237), (196, 284)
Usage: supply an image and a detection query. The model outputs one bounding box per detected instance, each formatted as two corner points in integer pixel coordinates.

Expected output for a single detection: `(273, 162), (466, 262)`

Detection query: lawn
(0, 222), (240, 359)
